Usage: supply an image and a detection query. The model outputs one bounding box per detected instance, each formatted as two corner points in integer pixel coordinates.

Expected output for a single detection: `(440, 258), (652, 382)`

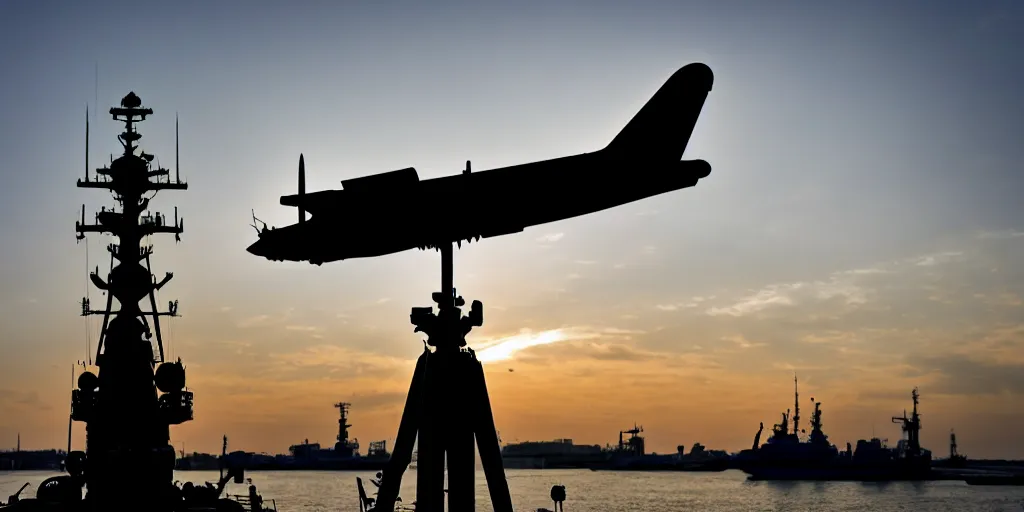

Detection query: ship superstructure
(335, 402), (359, 456)
(615, 424), (645, 457)
(1, 92), (275, 511)
(72, 92), (192, 505)
(891, 388), (925, 460)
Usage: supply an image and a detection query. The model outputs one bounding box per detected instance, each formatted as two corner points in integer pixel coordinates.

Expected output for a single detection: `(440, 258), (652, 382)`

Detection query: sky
(1, 0), (1024, 459)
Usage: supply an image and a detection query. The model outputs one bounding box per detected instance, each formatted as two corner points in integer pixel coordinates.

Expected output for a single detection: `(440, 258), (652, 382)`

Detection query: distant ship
(933, 429), (968, 468)
(0, 451), (65, 471)
(0, 435), (65, 471)
(177, 402), (392, 471)
(734, 378), (934, 481)
(595, 424), (729, 471)
(246, 436), (391, 471)
(500, 439), (606, 469)
(500, 425), (729, 471)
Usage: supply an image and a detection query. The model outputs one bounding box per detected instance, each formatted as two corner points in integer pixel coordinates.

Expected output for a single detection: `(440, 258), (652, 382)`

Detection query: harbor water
(3, 469), (1024, 511)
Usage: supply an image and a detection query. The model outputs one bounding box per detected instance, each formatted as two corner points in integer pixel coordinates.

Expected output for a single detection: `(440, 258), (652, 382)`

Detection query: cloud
(973, 293), (1023, 307)
(270, 345), (410, 378)
(801, 330), (860, 345)
(536, 233), (564, 243)
(911, 251), (964, 267)
(722, 335), (767, 349)
(580, 343), (664, 362)
(348, 391), (410, 411)
(237, 314), (271, 328)
(574, 260), (598, 265)
(977, 230), (1024, 240)
(599, 327), (645, 335)
(474, 326), (648, 363)
(656, 296), (708, 312)
(941, 324), (1024, 364)
(218, 340), (252, 354)
(475, 329), (580, 362)
(705, 285), (802, 317)
(835, 266), (892, 276)
(701, 247), (982, 319)
(915, 356), (1024, 396)
(0, 389), (50, 411)
(282, 323), (321, 339)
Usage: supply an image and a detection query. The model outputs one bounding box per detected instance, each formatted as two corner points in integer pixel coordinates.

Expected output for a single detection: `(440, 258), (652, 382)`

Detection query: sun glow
(474, 329), (568, 363)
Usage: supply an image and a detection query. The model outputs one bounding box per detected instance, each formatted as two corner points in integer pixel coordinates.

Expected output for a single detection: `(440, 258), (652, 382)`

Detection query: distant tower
(71, 92), (192, 505)
(335, 402), (354, 457)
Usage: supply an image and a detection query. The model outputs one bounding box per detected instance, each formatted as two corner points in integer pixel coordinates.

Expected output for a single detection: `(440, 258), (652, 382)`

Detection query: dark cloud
(581, 343), (662, 362)
(349, 391), (408, 411)
(856, 389), (919, 402)
(911, 356), (1024, 396)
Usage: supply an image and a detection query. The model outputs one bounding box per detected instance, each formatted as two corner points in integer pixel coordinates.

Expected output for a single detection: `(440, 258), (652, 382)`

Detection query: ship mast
(792, 374), (800, 437)
(335, 402), (355, 456)
(70, 92), (194, 507)
(891, 387), (922, 458)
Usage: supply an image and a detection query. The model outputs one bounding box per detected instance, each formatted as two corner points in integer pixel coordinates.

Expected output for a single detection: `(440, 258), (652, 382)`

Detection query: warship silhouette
(734, 379), (934, 481)
(2, 93), (274, 511)
(247, 63), (715, 512)
(594, 425), (730, 471)
(499, 424), (728, 471)
(217, 403), (393, 471)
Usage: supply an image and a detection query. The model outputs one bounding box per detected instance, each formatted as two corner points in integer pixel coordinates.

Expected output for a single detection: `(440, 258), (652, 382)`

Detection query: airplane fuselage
(246, 62), (716, 264)
(248, 149), (710, 264)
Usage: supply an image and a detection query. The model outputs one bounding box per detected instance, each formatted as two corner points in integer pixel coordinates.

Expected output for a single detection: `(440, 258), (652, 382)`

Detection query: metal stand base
(370, 243), (513, 512)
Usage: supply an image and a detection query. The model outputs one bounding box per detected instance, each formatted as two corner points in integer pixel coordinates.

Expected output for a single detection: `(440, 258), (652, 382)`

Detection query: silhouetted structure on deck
(247, 63), (715, 512)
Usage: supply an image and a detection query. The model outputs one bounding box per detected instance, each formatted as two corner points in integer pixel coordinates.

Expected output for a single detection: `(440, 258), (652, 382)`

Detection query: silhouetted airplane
(247, 63), (714, 265)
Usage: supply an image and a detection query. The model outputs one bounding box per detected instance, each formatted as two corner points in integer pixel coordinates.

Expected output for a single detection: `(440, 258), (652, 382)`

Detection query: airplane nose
(246, 238), (266, 257)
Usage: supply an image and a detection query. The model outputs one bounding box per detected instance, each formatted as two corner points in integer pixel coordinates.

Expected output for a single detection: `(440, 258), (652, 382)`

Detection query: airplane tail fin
(604, 63), (714, 162)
